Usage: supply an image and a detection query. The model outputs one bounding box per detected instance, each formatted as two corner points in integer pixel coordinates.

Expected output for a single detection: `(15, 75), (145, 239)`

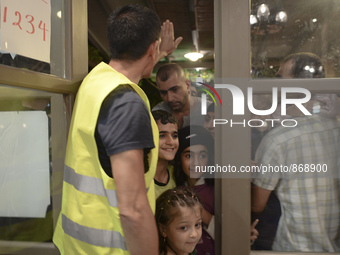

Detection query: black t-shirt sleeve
(95, 85), (154, 175)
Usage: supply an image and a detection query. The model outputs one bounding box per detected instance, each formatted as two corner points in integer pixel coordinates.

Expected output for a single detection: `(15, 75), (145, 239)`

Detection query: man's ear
(186, 79), (191, 93)
(148, 40), (159, 61)
(159, 224), (167, 237)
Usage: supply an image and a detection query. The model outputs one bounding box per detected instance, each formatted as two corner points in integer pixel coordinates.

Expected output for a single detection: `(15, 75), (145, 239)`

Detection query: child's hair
(152, 110), (178, 125)
(175, 125), (214, 186)
(207, 102), (214, 113)
(156, 186), (202, 255)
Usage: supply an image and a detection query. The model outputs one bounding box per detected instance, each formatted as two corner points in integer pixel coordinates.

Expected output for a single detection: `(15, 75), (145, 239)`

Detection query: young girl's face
(164, 205), (202, 255)
(181, 144), (208, 180)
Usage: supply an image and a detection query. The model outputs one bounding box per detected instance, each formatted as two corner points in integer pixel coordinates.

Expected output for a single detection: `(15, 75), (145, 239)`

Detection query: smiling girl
(156, 187), (203, 255)
(175, 125), (215, 255)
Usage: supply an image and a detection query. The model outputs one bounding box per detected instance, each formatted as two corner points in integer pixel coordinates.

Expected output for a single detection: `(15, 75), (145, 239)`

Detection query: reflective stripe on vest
(62, 214), (127, 250)
(64, 165), (119, 207)
(63, 165), (149, 208)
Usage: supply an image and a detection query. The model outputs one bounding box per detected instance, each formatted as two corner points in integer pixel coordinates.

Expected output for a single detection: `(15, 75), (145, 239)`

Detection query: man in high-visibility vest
(53, 4), (182, 255)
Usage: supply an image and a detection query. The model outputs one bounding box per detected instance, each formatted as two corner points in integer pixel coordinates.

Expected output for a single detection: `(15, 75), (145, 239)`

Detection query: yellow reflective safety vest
(53, 62), (158, 255)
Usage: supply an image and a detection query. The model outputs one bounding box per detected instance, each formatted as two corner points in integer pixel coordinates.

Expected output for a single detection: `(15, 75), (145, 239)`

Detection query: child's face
(157, 121), (179, 161)
(181, 145), (208, 180)
(204, 112), (215, 138)
(164, 205), (202, 255)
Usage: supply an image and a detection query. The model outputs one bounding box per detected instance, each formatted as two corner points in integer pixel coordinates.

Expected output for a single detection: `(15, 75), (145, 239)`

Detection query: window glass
(250, 88), (340, 252)
(0, 0), (67, 78)
(251, 0), (340, 78)
(250, 1), (340, 251)
(0, 96), (53, 242)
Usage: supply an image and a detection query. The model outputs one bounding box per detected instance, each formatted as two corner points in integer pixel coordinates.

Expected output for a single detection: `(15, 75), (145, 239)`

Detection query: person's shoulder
(152, 101), (171, 112)
(107, 84), (141, 100)
(264, 115), (340, 144)
(86, 62), (123, 79)
(192, 97), (212, 113)
(101, 85), (147, 115)
(195, 97), (212, 105)
(192, 179), (214, 193)
(88, 62), (108, 73)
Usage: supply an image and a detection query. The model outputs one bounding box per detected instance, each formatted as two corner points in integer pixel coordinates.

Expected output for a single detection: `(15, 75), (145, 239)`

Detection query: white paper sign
(0, 0), (51, 63)
(0, 111), (50, 218)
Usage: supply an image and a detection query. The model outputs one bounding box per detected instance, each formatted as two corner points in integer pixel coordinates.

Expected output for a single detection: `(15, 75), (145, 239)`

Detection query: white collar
(185, 177), (205, 186)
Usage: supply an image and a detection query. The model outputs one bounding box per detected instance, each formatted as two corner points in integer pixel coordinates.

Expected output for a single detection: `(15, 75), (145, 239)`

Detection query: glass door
(215, 0), (340, 254)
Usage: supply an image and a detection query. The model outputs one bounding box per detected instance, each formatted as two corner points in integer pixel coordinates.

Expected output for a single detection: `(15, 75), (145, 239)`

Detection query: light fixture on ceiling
(184, 48), (203, 61)
(257, 4), (270, 21)
(250, 14), (258, 25)
(184, 30), (204, 62)
(275, 11), (287, 23)
(250, 3), (287, 35)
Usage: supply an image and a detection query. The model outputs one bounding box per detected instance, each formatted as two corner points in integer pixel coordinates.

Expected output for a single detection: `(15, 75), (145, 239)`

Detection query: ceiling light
(250, 14), (258, 25)
(275, 11), (287, 23)
(257, 4), (270, 21)
(184, 52), (204, 61)
(185, 30), (204, 61)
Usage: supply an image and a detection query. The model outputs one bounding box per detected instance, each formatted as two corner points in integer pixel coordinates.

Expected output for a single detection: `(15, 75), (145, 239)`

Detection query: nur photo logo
(195, 77), (312, 128)
(196, 77), (222, 115)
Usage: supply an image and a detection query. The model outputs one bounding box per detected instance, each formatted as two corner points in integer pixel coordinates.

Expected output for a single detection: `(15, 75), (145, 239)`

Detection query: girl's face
(163, 205), (202, 255)
(157, 121), (179, 161)
(181, 144), (209, 180)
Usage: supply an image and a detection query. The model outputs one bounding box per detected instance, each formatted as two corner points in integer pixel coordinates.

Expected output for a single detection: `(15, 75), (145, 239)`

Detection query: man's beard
(168, 101), (185, 112)
(168, 95), (188, 112)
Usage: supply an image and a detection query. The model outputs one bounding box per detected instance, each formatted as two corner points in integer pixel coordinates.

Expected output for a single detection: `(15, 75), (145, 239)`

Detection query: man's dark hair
(107, 4), (161, 61)
(156, 63), (186, 83)
(152, 110), (178, 125)
(282, 52), (325, 78)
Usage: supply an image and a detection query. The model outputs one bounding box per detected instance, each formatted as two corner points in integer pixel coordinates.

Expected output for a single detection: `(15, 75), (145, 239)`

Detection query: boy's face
(181, 144), (208, 180)
(157, 120), (179, 161)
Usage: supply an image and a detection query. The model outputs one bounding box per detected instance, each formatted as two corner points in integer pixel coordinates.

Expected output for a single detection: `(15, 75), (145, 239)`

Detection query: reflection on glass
(251, 94), (340, 252)
(250, 52), (340, 252)
(251, 0), (340, 78)
(0, 98), (53, 242)
(0, 54), (50, 74)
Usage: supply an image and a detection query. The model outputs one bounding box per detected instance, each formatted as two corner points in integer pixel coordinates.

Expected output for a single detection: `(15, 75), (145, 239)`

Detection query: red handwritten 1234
(3, 6), (48, 42)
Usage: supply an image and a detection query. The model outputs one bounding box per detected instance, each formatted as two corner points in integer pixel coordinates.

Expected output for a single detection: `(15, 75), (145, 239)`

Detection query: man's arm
(251, 184), (272, 213)
(157, 20), (183, 62)
(111, 149), (158, 255)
